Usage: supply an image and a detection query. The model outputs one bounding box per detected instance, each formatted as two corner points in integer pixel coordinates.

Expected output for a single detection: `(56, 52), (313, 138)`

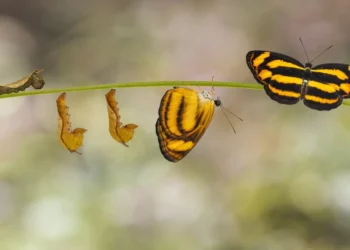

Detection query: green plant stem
(0, 81), (260, 98)
(1, 80), (350, 106)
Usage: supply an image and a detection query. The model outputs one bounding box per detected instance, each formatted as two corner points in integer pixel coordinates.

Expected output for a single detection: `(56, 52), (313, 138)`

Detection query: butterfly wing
(300, 63), (350, 111)
(246, 50), (306, 105)
(156, 87), (215, 162)
(312, 63), (350, 97)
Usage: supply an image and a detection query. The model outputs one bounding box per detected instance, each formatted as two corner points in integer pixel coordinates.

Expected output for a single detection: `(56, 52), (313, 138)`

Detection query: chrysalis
(105, 89), (138, 147)
(0, 69), (45, 94)
(56, 92), (87, 154)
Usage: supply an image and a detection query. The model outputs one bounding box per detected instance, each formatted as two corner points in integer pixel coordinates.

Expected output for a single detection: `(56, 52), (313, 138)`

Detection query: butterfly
(246, 46), (350, 111)
(155, 86), (241, 162)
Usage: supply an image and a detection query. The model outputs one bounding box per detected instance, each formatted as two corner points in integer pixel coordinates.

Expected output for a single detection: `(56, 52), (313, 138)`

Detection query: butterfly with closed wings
(156, 86), (242, 162)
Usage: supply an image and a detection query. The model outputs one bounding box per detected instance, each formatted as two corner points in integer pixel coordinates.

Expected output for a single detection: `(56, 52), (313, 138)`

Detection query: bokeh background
(1, 0), (350, 249)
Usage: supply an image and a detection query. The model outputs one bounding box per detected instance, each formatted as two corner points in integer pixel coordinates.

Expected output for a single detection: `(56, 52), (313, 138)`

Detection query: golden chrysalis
(0, 69), (45, 94)
(105, 89), (138, 147)
(56, 92), (88, 154)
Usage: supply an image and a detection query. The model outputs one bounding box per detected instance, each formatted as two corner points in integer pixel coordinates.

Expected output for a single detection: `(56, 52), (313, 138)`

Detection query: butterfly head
(305, 62), (312, 69)
(214, 97), (222, 107)
(201, 90), (213, 100)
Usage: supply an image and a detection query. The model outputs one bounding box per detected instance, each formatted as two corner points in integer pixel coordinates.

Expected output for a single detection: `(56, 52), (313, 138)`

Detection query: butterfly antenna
(220, 106), (237, 134)
(211, 76), (215, 95)
(221, 106), (243, 121)
(299, 37), (310, 63)
(310, 45), (333, 64)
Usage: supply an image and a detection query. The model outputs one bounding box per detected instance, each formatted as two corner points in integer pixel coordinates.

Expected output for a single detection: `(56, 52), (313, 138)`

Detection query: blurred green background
(1, 0), (350, 249)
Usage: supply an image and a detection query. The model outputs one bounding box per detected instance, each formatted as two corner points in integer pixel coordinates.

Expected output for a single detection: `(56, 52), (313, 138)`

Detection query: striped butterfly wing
(156, 87), (215, 162)
(312, 64), (350, 98)
(246, 50), (305, 105)
(300, 63), (350, 110)
(300, 63), (350, 111)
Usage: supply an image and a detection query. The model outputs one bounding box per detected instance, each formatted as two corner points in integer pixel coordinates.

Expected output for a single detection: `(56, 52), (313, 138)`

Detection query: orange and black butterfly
(156, 87), (220, 162)
(155, 86), (241, 162)
(246, 46), (350, 111)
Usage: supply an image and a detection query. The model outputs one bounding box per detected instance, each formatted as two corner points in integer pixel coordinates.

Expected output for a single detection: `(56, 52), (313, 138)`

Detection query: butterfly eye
(214, 99), (222, 107)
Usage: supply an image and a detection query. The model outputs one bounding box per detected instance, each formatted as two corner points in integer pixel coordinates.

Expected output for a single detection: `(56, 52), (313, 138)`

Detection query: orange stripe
(267, 60), (304, 70)
(253, 52), (270, 68)
(271, 74), (303, 85)
(258, 69), (272, 80)
(304, 95), (339, 104)
(340, 83), (350, 95)
(267, 85), (300, 98)
(312, 69), (348, 80)
(308, 80), (339, 93)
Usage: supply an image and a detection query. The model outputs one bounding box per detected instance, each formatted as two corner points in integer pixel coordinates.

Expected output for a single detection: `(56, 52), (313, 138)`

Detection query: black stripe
(311, 71), (346, 85)
(305, 85), (341, 100)
(303, 96), (343, 111)
(158, 91), (194, 140)
(176, 96), (186, 134)
(158, 90), (170, 116)
(159, 92), (182, 139)
(163, 92), (172, 122)
(263, 58), (303, 70)
(191, 94), (204, 138)
(268, 67), (305, 77)
(312, 63), (350, 82)
(263, 85), (300, 105)
(156, 119), (179, 162)
(161, 92), (172, 133)
(158, 90), (172, 131)
(156, 119), (192, 162)
(269, 80), (302, 92)
(191, 101), (213, 142)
